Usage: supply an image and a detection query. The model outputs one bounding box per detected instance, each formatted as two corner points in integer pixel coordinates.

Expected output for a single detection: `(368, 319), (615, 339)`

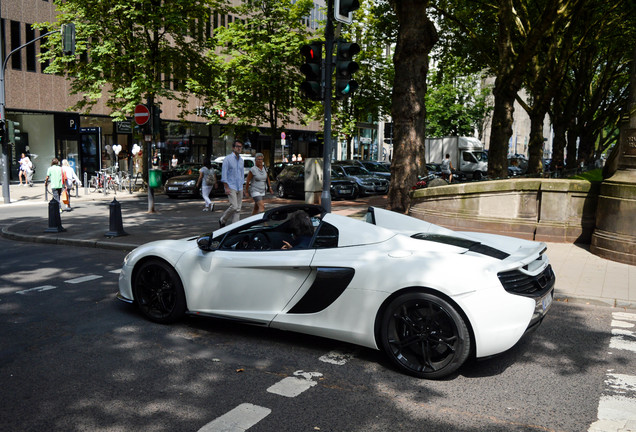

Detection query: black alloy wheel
(379, 292), (470, 379)
(133, 259), (186, 324)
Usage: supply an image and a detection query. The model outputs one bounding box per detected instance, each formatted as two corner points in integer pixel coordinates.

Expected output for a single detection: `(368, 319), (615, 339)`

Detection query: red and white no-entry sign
(134, 104), (150, 126)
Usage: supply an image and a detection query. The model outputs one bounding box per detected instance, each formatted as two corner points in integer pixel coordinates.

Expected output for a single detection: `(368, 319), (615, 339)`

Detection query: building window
(10, 20), (21, 70)
(26, 24), (37, 72)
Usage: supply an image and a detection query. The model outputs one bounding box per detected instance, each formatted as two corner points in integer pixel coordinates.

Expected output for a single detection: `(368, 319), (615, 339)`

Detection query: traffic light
(299, 42), (323, 101)
(334, 0), (360, 24)
(61, 23), (75, 56)
(7, 120), (21, 144)
(335, 41), (360, 99)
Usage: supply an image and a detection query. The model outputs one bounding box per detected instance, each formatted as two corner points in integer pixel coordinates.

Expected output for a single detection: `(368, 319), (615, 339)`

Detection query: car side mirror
(197, 235), (220, 251)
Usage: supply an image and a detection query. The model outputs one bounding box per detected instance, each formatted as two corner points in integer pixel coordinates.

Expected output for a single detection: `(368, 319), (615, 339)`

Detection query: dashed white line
(16, 285), (57, 295)
(267, 370), (323, 398)
(198, 403), (271, 432)
(65, 275), (103, 284)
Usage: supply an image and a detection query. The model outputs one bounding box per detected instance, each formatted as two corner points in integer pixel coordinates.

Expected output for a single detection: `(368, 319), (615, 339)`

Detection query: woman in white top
(244, 153), (273, 215)
(18, 153), (31, 186)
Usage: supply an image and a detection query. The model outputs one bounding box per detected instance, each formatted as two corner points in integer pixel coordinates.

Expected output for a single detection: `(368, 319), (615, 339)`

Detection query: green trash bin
(149, 169), (162, 189)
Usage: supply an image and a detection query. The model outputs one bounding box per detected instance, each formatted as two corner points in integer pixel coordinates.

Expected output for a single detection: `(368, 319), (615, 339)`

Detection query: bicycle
(89, 169), (118, 195)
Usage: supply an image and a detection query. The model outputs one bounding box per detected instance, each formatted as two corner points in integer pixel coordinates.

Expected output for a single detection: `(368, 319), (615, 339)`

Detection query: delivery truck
(425, 136), (488, 180)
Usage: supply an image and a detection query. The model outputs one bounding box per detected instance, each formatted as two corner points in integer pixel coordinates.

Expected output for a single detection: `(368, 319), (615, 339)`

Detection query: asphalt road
(1, 238), (634, 431)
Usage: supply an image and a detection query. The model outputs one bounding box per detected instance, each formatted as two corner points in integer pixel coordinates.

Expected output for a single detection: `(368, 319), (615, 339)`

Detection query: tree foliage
(188, 0), (314, 166)
(35, 0), (226, 119)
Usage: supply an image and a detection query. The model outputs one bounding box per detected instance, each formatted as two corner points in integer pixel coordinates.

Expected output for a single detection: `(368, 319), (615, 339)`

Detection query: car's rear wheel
(277, 184), (286, 198)
(379, 292), (470, 379)
(133, 259), (186, 324)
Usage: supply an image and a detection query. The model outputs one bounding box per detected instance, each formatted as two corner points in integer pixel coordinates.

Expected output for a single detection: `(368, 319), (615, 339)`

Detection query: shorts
(252, 194), (264, 202)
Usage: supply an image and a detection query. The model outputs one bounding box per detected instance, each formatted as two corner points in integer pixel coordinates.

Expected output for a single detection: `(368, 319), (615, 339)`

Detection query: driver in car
(282, 210), (314, 249)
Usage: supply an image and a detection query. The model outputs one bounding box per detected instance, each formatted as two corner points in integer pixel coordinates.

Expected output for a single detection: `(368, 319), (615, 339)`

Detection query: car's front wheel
(379, 292), (471, 379)
(133, 259), (186, 324)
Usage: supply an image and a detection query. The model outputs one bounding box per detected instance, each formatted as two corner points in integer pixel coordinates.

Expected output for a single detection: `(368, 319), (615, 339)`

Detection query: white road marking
(65, 275), (103, 284)
(267, 370), (323, 398)
(319, 350), (353, 365)
(16, 285), (57, 295)
(198, 403), (271, 432)
(588, 314), (636, 432)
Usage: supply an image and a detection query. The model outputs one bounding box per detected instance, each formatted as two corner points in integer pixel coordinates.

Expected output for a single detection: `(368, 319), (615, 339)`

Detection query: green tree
(189, 0), (315, 167)
(35, 0), (225, 119)
(425, 57), (490, 137)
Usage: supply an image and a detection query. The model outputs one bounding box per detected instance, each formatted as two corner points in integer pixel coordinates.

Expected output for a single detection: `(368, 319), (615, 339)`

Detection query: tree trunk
(488, 80), (516, 178)
(387, 0), (438, 213)
(527, 109), (546, 174)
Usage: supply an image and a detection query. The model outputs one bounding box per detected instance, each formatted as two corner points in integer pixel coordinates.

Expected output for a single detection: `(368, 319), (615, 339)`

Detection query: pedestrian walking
(195, 160), (217, 212)
(441, 153), (453, 183)
(244, 153), (273, 215)
(218, 140), (245, 227)
(45, 158), (63, 206)
(18, 153), (32, 186)
(61, 159), (81, 211)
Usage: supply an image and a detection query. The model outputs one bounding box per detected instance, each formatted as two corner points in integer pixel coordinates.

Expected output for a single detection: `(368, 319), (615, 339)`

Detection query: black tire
(379, 292), (471, 379)
(277, 184), (286, 198)
(473, 171), (483, 180)
(133, 259), (186, 324)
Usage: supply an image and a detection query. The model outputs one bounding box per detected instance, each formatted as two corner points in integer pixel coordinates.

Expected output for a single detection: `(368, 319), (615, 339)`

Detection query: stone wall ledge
(409, 178), (599, 243)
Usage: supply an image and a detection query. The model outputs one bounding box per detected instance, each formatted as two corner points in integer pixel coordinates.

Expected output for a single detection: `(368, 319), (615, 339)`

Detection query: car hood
(126, 237), (200, 267)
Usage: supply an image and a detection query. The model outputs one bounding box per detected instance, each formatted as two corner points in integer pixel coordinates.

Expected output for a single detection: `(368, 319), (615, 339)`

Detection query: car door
(180, 233), (315, 324)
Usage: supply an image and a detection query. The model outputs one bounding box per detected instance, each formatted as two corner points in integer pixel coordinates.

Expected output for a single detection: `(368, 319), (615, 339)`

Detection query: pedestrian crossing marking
(588, 313), (636, 432)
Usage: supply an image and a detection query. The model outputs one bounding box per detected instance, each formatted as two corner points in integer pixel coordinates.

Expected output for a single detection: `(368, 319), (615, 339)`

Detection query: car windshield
(474, 152), (488, 162)
(363, 163), (390, 173)
(331, 169), (346, 179)
(341, 166), (369, 176)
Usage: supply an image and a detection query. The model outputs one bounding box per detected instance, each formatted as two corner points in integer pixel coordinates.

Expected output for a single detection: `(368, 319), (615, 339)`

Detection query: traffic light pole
(321, 0), (335, 213)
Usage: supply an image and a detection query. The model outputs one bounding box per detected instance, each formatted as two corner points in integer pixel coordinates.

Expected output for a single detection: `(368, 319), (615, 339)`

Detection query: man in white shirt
(219, 140), (245, 227)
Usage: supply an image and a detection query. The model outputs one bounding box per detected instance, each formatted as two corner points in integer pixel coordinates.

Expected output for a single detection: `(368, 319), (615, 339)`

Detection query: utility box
(149, 169), (162, 188)
(304, 158), (323, 204)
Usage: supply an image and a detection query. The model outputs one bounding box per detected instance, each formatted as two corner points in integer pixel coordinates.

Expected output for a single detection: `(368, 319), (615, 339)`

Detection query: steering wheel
(248, 232), (271, 250)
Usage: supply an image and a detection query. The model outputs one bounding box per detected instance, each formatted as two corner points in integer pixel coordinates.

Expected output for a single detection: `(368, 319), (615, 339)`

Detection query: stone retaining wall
(409, 178), (599, 243)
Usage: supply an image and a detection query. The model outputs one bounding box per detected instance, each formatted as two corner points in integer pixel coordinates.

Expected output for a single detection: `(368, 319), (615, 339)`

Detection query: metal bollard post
(84, 172), (88, 195)
(44, 199), (66, 233)
(105, 198), (128, 237)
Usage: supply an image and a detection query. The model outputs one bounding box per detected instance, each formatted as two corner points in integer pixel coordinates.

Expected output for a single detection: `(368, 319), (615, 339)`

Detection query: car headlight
(184, 180), (196, 187)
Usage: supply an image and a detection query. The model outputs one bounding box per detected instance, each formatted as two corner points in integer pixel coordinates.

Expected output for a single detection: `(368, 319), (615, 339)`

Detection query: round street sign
(281, 132), (286, 140)
(134, 104), (150, 126)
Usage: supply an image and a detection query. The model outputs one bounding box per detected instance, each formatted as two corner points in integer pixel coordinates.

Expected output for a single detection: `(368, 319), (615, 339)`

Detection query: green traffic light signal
(335, 41), (360, 99)
(299, 42), (323, 101)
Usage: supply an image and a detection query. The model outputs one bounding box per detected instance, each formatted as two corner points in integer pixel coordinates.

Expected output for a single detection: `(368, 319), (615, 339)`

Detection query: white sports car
(117, 204), (555, 379)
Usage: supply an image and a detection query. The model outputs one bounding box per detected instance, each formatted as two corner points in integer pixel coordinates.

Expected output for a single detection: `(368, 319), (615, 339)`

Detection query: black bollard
(44, 199), (66, 233)
(105, 198), (128, 237)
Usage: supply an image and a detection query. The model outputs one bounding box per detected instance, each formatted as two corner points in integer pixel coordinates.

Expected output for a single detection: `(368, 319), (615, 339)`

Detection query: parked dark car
(355, 160), (391, 180)
(270, 161), (304, 181)
(164, 162), (223, 198)
(275, 164), (358, 200)
(331, 164), (389, 196)
(162, 163), (205, 183)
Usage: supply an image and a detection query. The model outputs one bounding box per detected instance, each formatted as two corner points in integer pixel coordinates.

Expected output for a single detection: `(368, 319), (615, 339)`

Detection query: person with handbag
(244, 153), (273, 215)
(61, 159), (81, 211)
